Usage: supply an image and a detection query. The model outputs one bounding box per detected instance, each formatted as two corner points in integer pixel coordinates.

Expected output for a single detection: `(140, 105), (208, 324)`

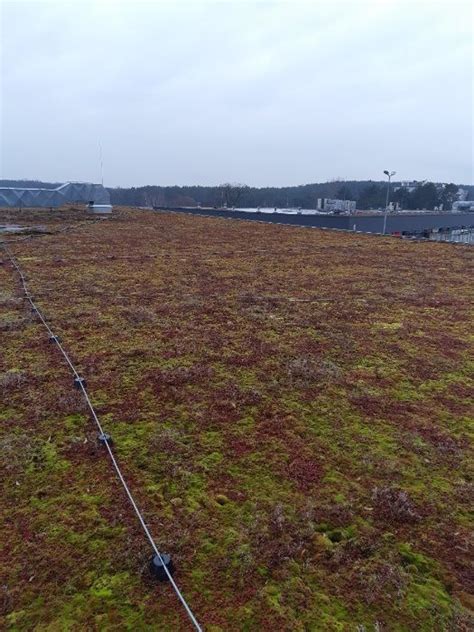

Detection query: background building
(317, 198), (356, 213)
(0, 182), (111, 211)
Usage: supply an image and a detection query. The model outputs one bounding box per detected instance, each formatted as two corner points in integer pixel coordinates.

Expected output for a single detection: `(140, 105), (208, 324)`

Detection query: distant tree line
(2, 179), (472, 211)
(357, 182), (460, 211)
(108, 180), (378, 209)
(0, 180), (61, 189)
(108, 180), (469, 211)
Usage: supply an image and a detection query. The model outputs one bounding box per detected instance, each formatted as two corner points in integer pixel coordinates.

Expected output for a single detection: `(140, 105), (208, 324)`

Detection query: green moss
(0, 407), (16, 421)
(63, 413), (87, 431)
(5, 609), (28, 627)
(325, 525), (357, 543)
(197, 451), (223, 471)
(309, 592), (351, 629)
(215, 493), (230, 506)
(261, 583), (283, 613)
(391, 380), (425, 401)
(399, 543), (435, 575)
(404, 577), (453, 623)
(235, 368), (258, 387)
(89, 572), (132, 599)
(321, 469), (346, 486)
(313, 533), (334, 549)
(25, 441), (70, 473)
(235, 415), (256, 431)
(200, 431), (223, 450)
(191, 567), (206, 585)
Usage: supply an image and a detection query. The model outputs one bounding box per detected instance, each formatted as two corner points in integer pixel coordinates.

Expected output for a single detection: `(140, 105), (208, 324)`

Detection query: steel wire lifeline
(1, 244), (203, 632)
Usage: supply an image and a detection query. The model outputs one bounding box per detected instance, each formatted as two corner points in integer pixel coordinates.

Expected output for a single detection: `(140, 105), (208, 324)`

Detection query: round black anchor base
(98, 433), (112, 446)
(74, 376), (86, 389)
(150, 554), (174, 581)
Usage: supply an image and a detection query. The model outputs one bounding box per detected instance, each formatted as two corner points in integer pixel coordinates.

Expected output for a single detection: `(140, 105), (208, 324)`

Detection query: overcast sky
(0, 0), (472, 187)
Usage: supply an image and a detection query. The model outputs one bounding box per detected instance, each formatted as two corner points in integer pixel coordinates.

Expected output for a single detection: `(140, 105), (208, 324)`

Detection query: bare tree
(143, 188), (165, 208)
(218, 183), (249, 208)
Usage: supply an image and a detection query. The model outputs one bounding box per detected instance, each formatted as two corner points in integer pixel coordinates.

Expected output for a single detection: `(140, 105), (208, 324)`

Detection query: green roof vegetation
(1, 208), (473, 630)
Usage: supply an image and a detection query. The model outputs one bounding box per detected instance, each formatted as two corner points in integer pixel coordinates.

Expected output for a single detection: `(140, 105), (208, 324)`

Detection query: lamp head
(383, 170), (389, 176)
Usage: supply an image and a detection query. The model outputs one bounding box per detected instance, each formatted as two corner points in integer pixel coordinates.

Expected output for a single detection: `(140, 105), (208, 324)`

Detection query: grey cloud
(1, 0), (472, 186)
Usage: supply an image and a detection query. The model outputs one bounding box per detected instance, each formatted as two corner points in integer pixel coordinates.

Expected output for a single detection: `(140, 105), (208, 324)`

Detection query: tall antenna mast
(99, 142), (104, 185)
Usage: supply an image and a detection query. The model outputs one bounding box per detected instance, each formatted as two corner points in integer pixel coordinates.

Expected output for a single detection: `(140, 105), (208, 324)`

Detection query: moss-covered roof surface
(1, 208), (473, 631)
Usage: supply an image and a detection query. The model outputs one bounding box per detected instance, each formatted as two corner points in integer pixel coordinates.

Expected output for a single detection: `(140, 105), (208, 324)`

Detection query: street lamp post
(383, 170), (396, 235)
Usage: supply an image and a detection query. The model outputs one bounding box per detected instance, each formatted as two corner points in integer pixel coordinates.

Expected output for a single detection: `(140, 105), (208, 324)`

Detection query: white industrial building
(0, 182), (112, 212)
(317, 198), (356, 213)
